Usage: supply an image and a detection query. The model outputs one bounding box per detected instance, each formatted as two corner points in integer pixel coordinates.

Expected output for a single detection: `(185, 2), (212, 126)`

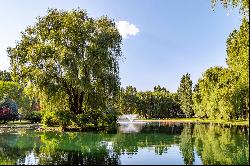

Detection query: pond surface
(0, 122), (249, 165)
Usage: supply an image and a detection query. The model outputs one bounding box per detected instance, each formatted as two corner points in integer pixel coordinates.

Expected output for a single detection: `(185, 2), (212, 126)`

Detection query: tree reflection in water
(193, 124), (249, 165)
(0, 123), (248, 165)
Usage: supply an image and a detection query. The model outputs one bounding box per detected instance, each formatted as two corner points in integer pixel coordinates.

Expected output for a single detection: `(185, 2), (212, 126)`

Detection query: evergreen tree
(177, 73), (193, 117)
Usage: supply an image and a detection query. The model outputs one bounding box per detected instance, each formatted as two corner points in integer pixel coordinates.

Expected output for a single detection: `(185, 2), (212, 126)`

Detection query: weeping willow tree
(8, 8), (122, 119)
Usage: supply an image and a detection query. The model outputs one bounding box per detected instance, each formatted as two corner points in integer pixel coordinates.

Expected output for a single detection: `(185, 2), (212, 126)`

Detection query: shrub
(41, 110), (58, 126)
(26, 111), (42, 123)
(0, 81), (30, 114)
(101, 106), (118, 127)
(74, 106), (118, 129)
(75, 114), (90, 129)
(55, 109), (72, 130)
(88, 109), (103, 127)
(0, 95), (19, 122)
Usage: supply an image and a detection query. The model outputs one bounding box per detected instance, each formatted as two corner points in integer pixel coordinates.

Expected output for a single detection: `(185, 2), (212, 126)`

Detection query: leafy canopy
(211, 0), (249, 16)
(8, 8), (122, 115)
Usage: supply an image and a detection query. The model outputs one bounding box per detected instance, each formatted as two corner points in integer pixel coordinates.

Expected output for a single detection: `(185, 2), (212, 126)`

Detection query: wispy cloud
(116, 21), (139, 39)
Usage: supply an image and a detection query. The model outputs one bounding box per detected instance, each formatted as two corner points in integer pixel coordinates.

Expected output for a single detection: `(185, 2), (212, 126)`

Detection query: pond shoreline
(0, 118), (248, 132)
(0, 123), (41, 129)
(0, 121), (118, 132)
(135, 118), (249, 126)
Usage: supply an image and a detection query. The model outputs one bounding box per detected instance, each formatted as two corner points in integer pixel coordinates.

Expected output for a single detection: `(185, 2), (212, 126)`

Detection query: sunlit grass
(0, 120), (41, 126)
(136, 118), (249, 126)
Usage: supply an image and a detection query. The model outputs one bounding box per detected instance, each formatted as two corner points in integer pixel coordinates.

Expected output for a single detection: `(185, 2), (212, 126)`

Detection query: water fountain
(117, 114), (146, 133)
(118, 114), (138, 123)
(117, 114), (147, 124)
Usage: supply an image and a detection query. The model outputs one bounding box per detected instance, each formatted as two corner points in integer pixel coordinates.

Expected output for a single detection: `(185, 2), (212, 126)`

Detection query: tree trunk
(69, 95), (75, 114)
(73, 91), (79, 114)
(68, 90), (84, 115)
(78, 92), (84, 114)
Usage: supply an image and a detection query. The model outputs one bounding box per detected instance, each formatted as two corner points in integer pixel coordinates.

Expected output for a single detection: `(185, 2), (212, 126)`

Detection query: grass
(0, 120), (41, 128)
(136, 118), (249, 126)
(6, 120), (33, 125)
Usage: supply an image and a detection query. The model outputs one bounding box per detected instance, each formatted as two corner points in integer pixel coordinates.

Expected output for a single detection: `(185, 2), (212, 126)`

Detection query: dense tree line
(118, 1), (249, 120)
(117, 85), (182, 119)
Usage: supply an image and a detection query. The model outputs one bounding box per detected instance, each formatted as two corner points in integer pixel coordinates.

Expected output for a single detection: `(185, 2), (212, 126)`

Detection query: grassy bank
(0, 122), (110, 132)
(0, 120), (41, 128)
(136, 118), (249, 126)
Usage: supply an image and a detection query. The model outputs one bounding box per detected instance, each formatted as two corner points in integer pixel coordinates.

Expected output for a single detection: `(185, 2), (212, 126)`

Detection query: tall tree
(8, 8), (122, 115)
(226, 19), (249, 118)
(177, 73), (193, 117)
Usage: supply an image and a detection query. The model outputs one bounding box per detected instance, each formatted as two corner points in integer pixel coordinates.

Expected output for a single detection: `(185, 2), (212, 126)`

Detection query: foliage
(0, 95), (19, 122)
(41, 110), (58, 127)
(4, 2), (248, 129)
(226, 18), (249, 118)
(75, 107), (118, 129)
(117, 85), (181, 119)
(40, 92), (69, 127)
(192, 1), (249, 120)
(100, 105), (119, 127)
(211, 0), (249, 16)
(118, 86), (138, 114)
(26, 111), (42, 123)
(193, 67), (234, 119)
(75, 113), (90, 129)
(0, 70), (12, 81)
(8, 8), (122, 124)
(55, 109), (72, 130)
(193, 18), (249, 120)
(0, 81), (30, 114)
(227, 19), (249, 78)
(177, 73), (193, 118)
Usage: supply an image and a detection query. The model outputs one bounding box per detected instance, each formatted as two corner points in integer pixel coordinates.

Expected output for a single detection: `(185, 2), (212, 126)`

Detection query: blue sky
(0, 0), (242, 92)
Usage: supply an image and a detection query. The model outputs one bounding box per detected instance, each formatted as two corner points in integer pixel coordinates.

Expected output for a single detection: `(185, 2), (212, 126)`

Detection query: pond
(0, 122), (249, 165)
